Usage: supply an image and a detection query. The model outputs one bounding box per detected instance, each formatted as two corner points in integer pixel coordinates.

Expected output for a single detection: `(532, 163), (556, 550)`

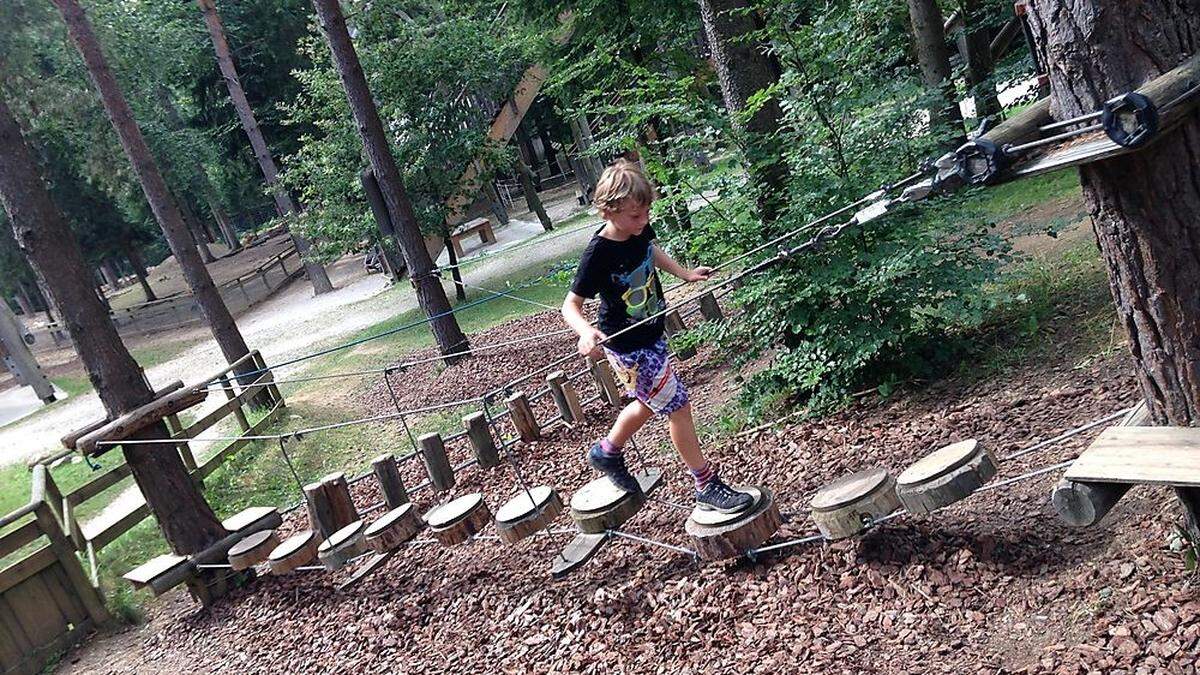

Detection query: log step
(810, 468), (901, 540)
(123, 553), (189, 594)
(227, 529), (281, 571)
(268, 530), (319, 576)
(425, 493), (493, 545)
(496, 486), (565, 544)
(569, 467), (662, 535)
(318, 520), (367, 571)
(896, 439), (996, 515)
(222, 506), (279, 534)
(685, 486), (781, 560)
(365, 503), (424, 552)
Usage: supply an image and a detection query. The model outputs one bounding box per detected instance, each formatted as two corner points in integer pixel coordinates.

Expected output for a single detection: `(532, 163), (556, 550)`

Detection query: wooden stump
(268, 531), (319, 576)
(419, 432), (455, 492)
(664, 309), (687, 335)
(1052, 479), (1132, 528)
(686, 486), (781, 560)
(227, 529), (280, 571)
(364, 503), (423, 552)
(699, 291), (723, 321)
(896, 439), (997, 515)
(588, 356), (623, 408)
(506, 391), (540, 442)
(810, 468), (902, 540)
(463, 411), (500, 469)
(304, 481), (338, 539)
(317, 520), (368, 571)
(550, 532), (608, 579)
(371, 454), (408, 509)
(547, 371), (584, 424)
(320, 472), (360, 531)
(495, 486), (565, 544)
(425, 493), (493, 545)
(569, 468), (663, 534)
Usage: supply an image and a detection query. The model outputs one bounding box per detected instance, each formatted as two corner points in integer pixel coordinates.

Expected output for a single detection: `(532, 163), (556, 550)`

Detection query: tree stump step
(317, 520), (367, 570)
(810, 468), (901, 540)
(364, 503), (423, 552)
(424, 493), (493, 545)
(896, 439), (996, 515)
(686, 486), (781, 560)
(227, 529), (280, 571)
(550, 532), (608, 579)
(268, 530), (319, 576)
(496, 486), (565, 544)
(569, 467), (662, 534)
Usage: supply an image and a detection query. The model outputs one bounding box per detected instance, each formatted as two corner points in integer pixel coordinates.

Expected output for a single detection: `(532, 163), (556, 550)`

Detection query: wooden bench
(449, 217), (496, 258)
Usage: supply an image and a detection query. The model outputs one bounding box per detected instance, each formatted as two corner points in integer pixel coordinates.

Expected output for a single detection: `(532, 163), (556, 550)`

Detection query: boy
(561, 160), (753, 514)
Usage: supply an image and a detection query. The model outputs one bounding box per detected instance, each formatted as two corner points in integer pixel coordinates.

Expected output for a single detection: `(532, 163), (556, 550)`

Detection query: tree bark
(535, 119), (559, 175)
(0, 94), (226, 554)
(51, 0), (258, 377)
(125, 244), (158, 302)
(178, 193), (217, 263)
(443, 236), (467, 301)
(310, 0), (469, 363)
(195, 0), (333, 295)
(959, 0), (1001, 119)
(1024, 0), (1200, 426)
(99, 258), (121, 289)
(359, 169), (407, 281)
(697, 0), (789, 223)
(514, 122), (543, 189)
(514, 124), (551, 230)
(906, 0), (967, 148)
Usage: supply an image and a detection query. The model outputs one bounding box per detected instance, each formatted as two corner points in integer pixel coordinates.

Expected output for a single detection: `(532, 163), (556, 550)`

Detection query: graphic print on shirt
(612, 247), (662, 320)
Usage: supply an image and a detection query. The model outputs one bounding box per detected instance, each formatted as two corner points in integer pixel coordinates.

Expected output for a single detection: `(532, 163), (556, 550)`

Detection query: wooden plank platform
(1065, 426), (1200, 486)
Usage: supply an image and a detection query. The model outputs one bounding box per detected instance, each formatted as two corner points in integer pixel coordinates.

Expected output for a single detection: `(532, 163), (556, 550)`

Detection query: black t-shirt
(570, 225), (666, 352)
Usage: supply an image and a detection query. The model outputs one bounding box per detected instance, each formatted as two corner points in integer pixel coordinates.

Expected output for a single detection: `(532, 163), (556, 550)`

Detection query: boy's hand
(577, 327), (607, 359)
(683, 266), (714, 282)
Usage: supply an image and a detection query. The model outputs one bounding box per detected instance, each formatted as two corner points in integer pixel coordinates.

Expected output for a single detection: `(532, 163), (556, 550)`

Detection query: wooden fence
(0, 466), (109, 675)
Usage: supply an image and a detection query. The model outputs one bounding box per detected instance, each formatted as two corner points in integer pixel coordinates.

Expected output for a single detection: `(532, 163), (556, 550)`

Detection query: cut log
(424, 493), (493, 545)
(364, 503), (423, 552)
(810, 468), (902, 540)
(371, 454), (409, 509)
(419, 432), (455, 491)
(77, 385), (209, 456)
(126, 510), (282, 595)
(569, 468), (663, 534)
(304, 480), (337, 539)
(547, 371), (584, 424)
(60, 379), (183, 450)
(1053, 400), (1147, 527)
(588, 356), (623, 407)
(227, 529), (280, 571)
(123, 553), (189, 593)
(495, 486), (564, 544)
(550, 532), (608, 579)
(506, 391), (540, 442)
(319, 472), (360, 530)
(698, 291), (723, 321)
(896, 439), (997, 515)
(462, 411), (500, 469)
(686, 486), (781, 560)
(664, 309), (686, 335)
(221, 506), (280, 534)
(317, 520), (368, 571)
(268, 530), (319, 575)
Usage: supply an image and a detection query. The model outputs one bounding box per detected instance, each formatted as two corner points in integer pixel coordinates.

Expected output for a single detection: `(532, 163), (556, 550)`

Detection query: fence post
(220, 376), (252, 432)
(33, 502), (111, 626)
(253, 351), (285, 408)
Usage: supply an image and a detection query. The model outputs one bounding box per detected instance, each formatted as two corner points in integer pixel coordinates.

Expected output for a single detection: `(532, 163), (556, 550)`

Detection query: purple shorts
(603, 338), (689, 415)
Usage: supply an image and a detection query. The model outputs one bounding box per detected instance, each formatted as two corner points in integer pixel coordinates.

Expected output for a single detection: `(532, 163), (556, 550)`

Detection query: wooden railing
(41, 350), (286, 583)
(0, 465), (110, 675)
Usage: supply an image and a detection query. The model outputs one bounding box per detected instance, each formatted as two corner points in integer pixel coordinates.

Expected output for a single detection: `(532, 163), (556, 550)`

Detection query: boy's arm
(652, 243), (713, 283)
(562, 292), (606, 358)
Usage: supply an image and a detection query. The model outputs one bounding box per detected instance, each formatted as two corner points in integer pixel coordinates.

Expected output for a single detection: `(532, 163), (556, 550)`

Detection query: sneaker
(695, 476), (754, 514)
(586, 442), (643, 494)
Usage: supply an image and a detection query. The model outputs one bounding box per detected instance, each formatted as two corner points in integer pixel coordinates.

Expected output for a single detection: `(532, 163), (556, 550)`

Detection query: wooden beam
(60, 380), (183, 450)
(76, 386), (209, 456)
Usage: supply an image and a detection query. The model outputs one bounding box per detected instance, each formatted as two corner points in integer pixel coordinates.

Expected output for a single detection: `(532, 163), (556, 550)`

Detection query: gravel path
(0, 198), (596, 467)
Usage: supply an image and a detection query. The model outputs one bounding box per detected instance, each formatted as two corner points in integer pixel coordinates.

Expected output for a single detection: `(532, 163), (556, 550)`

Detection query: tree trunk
(13, 287), (34, 316)
(514, 122), (543, 189)
(359, 169), (407, 281)
(906, 0), (967, 148)
(443, 236), (466, 301)
(0, 94), (226, 554)
(697, 0), (789, 223)
(310, 0), (469, 363)
(1025, 0), (1200, 537)
(34, 277), (57, 323)
(208, 200), (241, 252)
(125, 244), (158, 302)
(177, 191), (217, 263)
(516, 160), (552, 232)
(99, 258), (120, 289)
(195, 0), (333, 295)
(959, 0), (1002, 119)
(52, 0), (264, 387)
(535, 119), (559, 175)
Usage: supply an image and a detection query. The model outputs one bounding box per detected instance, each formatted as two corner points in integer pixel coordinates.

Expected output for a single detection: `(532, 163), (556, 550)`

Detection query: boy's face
(604, 199), (651, 236)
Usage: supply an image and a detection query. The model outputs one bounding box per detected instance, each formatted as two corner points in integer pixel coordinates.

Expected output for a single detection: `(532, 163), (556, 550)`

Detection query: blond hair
(592, 160), (657, 213)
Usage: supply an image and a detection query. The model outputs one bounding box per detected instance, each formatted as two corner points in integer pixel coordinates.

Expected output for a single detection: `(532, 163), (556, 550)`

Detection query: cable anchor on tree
(1102, 91), (1159, 148)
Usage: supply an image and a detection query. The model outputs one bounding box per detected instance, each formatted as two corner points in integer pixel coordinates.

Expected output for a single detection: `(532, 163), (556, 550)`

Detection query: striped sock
(690, 461), (716, 491)
(599, 438), (623, 457)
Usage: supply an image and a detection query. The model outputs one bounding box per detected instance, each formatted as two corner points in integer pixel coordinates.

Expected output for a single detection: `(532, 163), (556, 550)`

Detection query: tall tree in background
(49, 0), (257, 374)
(1024, 1), (1200, 426)
(309, 0), (469, 362)
(906, 0), (966, 148)
(513, 124), (553, 231)
(0, 93), (226, 554)
(958, 0), (1001, 119)
(195, 0), (334, 295)
(697, 0), (788, 223)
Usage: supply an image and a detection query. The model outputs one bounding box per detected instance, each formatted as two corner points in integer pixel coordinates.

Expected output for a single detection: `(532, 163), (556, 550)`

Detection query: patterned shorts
(603, 338), (689, 416)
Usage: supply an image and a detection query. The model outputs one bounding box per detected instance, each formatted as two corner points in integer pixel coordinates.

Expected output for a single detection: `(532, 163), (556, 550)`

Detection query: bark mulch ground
(59, 311), (1200, 674)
